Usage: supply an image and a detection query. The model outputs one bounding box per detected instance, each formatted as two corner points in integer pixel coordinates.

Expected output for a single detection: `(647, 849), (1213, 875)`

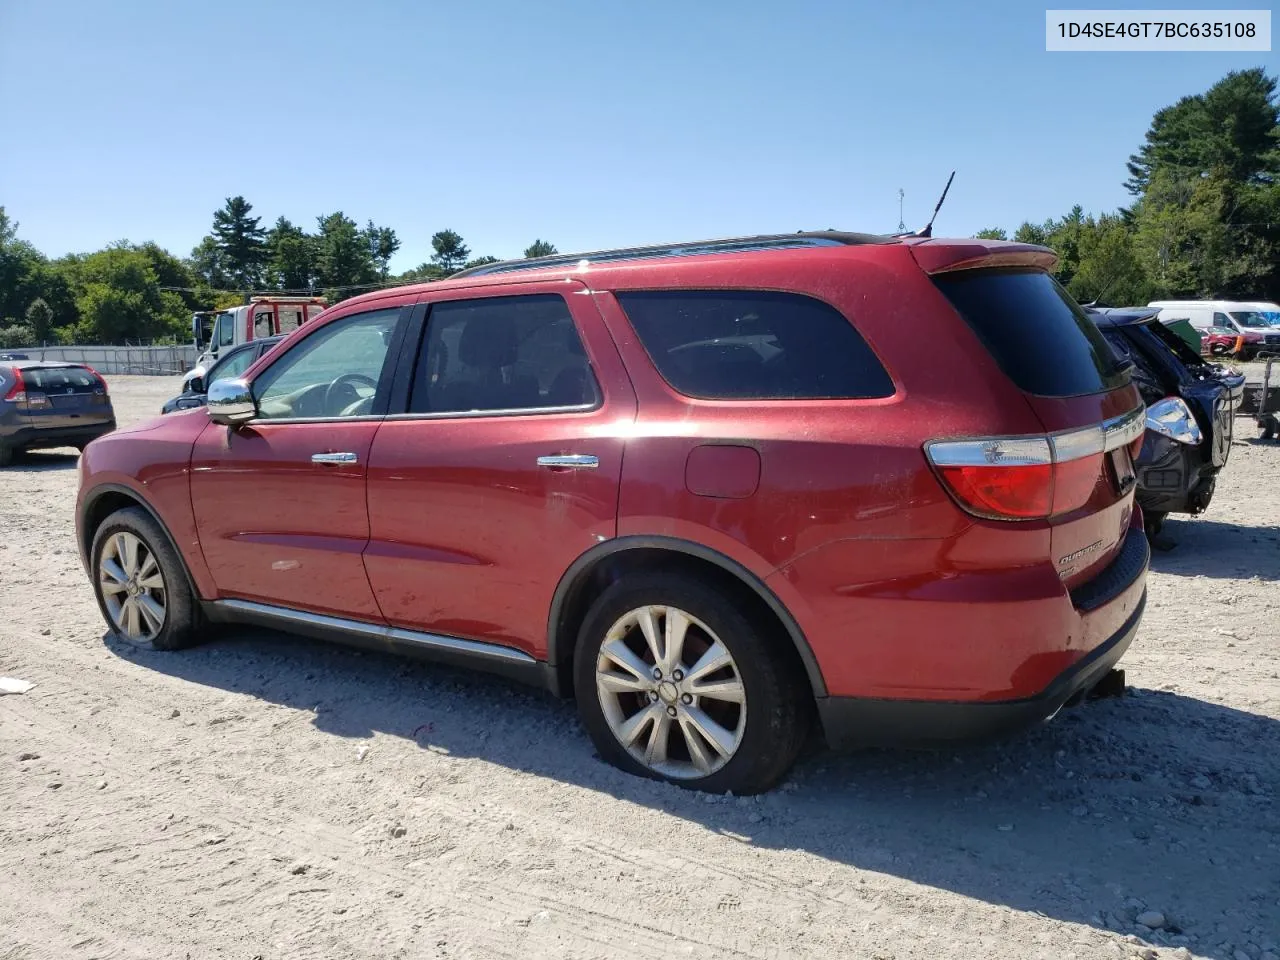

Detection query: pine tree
(211, 196), (267, 289)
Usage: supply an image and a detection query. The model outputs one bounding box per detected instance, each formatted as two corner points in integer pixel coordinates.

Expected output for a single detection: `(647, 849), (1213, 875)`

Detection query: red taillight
(926, 408), (1144, 522)
(81, 365), (109, 394)
(2, 370), (51, 410)
(1051, 453), (1105, 515)
(935, 461), (1053, 519)
(2, 369), (23, 402)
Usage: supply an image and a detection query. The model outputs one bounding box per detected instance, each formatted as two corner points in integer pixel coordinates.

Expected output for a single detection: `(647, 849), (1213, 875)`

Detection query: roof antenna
(914, 171), (955, 238)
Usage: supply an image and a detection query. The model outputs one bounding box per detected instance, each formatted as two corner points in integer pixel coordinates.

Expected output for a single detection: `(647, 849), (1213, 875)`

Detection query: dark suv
(1, 361), (116, 466)
(1089, 307), (1244, 538)
(77, 233), (1149, 793)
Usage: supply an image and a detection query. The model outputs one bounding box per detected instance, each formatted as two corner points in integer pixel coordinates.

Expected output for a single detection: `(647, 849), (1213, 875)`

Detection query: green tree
(973, 227), (1007, 240)
(66, 245), (188, 343)
(0, 324), (35, 349)
(266, 217), (318, 291)
(524, 239), (558, 258)
(1013, 221), (1051, 246)
(363, 221), (401, 279)
(315, 212), (377, 303)
(1126, 68), (1278, 194)
(210, 196), (267, 289)
(24, 297), (54, 342)
(0, 207), (75, 332)
(399, 262), (447, 283)
(1063, 214), (1152, 305)
(188, 235), (230, 289)
(430, 229), (470, 274)
(463, 255), (500, 270)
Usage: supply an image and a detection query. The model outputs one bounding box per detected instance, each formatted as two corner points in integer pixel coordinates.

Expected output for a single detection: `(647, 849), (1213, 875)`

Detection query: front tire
(573, 573), (810, 794)
(90, 507), (204, 650)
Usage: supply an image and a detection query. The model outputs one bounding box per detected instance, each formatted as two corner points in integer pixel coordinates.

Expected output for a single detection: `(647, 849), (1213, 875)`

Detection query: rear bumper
(1, 420), (116, 450)
(815, 525), (1150, 749)
(817, 591), (1145, 748)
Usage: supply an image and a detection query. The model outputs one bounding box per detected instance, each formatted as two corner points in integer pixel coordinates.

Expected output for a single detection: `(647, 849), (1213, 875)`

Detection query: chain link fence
(19, 345), (197, 376)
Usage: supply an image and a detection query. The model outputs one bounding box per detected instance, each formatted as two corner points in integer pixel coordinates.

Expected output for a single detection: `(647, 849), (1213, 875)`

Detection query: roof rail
(452, 230), (898, 279)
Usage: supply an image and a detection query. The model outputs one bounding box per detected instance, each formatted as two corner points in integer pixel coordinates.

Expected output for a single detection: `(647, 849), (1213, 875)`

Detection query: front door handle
(312, 452), (358, 465)
(536, 454), (599, 469)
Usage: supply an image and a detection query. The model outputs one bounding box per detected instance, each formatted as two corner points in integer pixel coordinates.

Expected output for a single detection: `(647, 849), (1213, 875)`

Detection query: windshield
(1230, 311), (1273, 329)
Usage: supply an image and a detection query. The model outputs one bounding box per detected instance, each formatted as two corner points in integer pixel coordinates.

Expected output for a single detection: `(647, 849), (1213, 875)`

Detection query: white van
(1148, 300), (1280, 358)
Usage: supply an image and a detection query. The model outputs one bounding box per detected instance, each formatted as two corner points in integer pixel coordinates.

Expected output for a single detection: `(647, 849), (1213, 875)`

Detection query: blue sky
(1, 0), (1274, 274)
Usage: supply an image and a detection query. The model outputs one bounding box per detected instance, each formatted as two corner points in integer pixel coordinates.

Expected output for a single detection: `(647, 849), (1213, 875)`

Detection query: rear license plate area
(1107, 447), (1136, 495)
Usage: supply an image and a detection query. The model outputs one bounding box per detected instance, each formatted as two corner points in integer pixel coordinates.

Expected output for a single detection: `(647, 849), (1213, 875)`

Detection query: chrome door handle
(536, 454), (599, 469)
(312, 452), (358, 464)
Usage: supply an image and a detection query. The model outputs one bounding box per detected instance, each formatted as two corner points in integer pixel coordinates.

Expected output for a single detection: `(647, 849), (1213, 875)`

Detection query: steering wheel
(323, 373), (378, 416)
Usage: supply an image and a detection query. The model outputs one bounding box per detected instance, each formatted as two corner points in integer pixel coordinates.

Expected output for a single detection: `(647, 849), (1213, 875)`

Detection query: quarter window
(616, 290), (893, 400)
(409, 294), (600, 414)
(252, 308), (400, 420)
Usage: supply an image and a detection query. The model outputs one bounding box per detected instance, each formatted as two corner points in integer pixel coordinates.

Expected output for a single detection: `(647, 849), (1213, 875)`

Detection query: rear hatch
(917, 248), (1144, 589)
(16, 365), (113, 430)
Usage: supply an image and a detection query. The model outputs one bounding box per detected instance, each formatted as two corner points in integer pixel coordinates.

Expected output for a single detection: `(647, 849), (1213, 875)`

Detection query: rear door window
(408, 294), (601, 414)
(616, 290), (893, 400)
(933, 270), (1127, 397)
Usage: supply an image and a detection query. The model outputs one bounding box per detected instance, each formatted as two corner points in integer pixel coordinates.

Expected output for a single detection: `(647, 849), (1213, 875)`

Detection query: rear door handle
(536, 454), (599, 469)
(312, 452), (358, 465)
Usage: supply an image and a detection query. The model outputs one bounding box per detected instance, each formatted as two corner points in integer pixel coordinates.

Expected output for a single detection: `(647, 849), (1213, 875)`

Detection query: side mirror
(207, 378), (257, 425)
(188, 375), (205, 394)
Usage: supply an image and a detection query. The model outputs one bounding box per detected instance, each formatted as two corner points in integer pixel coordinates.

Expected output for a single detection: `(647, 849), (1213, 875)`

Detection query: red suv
(77, 232), (1149, 793)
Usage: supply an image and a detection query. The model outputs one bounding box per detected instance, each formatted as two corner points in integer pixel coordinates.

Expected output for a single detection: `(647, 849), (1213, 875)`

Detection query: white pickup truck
(185, 297), (327, 390)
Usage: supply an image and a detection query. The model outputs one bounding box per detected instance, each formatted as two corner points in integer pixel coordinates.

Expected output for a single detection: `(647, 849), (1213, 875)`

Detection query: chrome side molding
(206, 599), (543, 685)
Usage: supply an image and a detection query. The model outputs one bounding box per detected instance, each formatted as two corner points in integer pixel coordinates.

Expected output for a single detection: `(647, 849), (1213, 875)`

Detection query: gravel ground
(1, 375), (1277, 960)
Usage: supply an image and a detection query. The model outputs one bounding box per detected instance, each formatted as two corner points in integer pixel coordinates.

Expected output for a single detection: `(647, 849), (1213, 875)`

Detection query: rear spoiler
(904, 238), (1058, 275)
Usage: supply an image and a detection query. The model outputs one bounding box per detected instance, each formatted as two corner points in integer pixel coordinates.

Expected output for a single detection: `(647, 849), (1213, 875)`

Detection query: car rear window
(616, 290), (893, 400)
(19, 367), (100, 392)
(933, 270), (1128, 397)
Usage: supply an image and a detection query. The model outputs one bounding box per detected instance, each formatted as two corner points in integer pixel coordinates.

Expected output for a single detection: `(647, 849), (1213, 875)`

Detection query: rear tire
(90, 507), (205, 650)
(573, 572), (810, 794)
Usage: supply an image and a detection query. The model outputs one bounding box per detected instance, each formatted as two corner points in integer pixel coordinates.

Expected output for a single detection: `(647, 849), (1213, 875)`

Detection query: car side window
(408, 294), (600, 414)
(617, 290), (894, 400)
(209, 347), (257, 385)
(252, 308), (400, 420)
(1213, 312), (1232, 329)
(215, 312), (235, 349)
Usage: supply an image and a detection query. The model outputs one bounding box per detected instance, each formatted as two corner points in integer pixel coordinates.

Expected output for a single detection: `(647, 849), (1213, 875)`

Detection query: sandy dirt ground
(1, 375), (1277, 960)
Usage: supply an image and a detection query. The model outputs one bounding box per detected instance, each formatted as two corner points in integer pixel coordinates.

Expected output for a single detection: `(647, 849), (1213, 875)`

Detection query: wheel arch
(546, 535), (827, 700)
(78, 483), (203, 599)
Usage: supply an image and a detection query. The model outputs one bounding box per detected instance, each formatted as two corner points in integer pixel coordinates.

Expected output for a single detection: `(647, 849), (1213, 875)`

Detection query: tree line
(0, 202), (560, 348)
(2, 68), (1275, 348)
(974, 68), (1279, 307)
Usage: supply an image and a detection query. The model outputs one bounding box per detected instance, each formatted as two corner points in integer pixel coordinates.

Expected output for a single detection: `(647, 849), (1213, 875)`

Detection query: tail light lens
(2, 369), (23, 402)
(926, 408), (1145, 521)
(2, 370), (49, 409)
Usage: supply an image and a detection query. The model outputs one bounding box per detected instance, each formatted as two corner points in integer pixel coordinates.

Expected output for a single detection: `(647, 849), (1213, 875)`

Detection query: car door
(362, 282), (637, 658)
(190, 300), (412, 620)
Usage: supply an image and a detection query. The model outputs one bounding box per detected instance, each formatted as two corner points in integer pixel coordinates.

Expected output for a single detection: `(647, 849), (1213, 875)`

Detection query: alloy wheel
(99, 531), (167, 643)
(595, 604), (747, 780)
